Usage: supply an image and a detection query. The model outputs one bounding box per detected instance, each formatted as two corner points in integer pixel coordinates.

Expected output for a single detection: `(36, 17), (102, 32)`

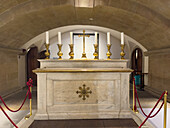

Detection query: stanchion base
(133, 110), (139, 114)
(132, 108), (139, 114)
(25, 114), (31, 120)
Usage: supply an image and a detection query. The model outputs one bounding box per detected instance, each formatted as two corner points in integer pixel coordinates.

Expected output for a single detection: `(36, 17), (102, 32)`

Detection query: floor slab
(29, 119), (138, 128)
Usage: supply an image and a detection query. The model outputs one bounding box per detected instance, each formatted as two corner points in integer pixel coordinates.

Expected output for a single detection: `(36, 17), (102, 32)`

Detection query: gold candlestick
(106, 44), (112, 60)
(93, 44), (98, 60)
(69, 44), (74, 60)
(120, 44), (125, 59)
(45, 44), (50, 59)
(57, 44), (63, 60)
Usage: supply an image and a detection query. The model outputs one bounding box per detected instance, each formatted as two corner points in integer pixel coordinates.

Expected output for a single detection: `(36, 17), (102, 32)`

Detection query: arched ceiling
(0, 0), (170, 51)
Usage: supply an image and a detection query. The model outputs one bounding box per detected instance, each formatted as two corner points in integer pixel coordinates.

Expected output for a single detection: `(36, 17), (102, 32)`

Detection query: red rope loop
(0, 90), (29, 112)
(0, 78), (33, 112)
(133, 77), (167, 128)
(133, 77), (165, 118)
(27, 78), (33, 99)
(0, 79), (33, 127)
(0, 105), (18, 128)
(135, 86), (165, 118)
(149, 101), (164, 118)
(137, 90), (165, 128)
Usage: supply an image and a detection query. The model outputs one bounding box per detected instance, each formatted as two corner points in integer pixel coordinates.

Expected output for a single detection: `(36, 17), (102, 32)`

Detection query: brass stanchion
(25, 87), (32, 120)
(30, 87), (32, 116)
(133, 78), (138, 113)
(133, 79), (135, 112)
(164, 91), (167, 128)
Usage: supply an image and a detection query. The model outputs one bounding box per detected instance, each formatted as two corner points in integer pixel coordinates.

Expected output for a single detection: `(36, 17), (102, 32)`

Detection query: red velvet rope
(149, 101), (164, 118)
(0, 90), (29, 112)
(27, 78), (33, 99)
(133, 78), (168, 128)
(0, 105), (18, 128)
(0, 79), (33, 127)
(138, 93), (164, 128)
(133, 78), (165, 118)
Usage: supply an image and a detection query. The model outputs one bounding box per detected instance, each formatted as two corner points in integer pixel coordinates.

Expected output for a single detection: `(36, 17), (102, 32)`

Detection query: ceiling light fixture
(89, 18), (94, 21)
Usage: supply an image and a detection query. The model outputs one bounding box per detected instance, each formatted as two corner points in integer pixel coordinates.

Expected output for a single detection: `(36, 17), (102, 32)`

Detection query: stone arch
(0, 0), (169, 51)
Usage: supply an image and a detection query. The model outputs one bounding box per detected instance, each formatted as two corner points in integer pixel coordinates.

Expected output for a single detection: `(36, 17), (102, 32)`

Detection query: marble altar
(33, 59), (133, 120)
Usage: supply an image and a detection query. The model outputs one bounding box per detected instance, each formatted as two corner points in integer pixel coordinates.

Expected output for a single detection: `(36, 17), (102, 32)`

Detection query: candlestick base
(69, 44), (74, 60)
(45, 44), (50, 59)
(106, 44), (112, 60)
(120, 44), (125, 59)
(57, 44), (63, 60)
(82, 53), (87, 58)
(93, 44), (98, 60)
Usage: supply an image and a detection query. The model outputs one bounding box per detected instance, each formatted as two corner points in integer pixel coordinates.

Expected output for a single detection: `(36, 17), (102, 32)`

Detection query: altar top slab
(38, 59), (129, 62)
(33, 68), (133, 73)
(38, 59), (129, 69)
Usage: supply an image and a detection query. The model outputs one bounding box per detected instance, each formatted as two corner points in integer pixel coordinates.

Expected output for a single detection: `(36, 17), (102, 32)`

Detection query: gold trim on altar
(33, 68), (133, 73)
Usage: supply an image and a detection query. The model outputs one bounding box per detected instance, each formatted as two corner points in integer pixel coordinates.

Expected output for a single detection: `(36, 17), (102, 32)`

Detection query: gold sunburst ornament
(76, 84), (92, 100)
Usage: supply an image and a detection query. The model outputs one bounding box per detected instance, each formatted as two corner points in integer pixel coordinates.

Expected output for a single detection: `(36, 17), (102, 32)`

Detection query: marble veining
(34, 59), (132, 120)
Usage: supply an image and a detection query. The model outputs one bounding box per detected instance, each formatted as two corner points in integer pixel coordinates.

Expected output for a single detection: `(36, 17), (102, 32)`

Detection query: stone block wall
(148, 53), (170, 100)
(0, 48), (20, 97)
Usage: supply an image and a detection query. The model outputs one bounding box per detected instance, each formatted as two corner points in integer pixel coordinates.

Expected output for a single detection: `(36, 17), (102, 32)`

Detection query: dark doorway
(27, 47), (38, 86)
(37, 50), (46, 68)
(131, 48), (144, 89)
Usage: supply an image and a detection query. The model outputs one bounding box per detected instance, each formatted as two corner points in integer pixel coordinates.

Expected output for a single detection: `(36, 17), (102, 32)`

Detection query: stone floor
(0, 88), (37, 128)
(29, 119), (138, 128)
(0, 86), (169, 128)
(130, 86), (170, 128)
(129, 89), (169, 108)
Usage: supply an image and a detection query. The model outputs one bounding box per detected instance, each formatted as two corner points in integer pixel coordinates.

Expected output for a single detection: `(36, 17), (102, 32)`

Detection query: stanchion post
(25, 86), (32, 120)
(133, 78), (135, 112)
(164, 91), (167, 128)
(30, 86), (32, 116)
(133, 78), (138, 113)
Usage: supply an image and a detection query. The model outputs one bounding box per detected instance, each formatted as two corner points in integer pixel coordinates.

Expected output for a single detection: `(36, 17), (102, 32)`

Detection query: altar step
(29, 119), (138, 128)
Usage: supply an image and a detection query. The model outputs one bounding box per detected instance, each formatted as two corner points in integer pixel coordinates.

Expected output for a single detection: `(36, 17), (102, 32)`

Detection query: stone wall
(148, 53), (170, 100)
(0, 48), (20, 97)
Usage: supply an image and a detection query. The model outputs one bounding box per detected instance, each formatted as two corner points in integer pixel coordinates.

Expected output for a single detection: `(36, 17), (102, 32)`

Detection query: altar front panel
(35, 72), (131, 119)
(52, 81), (116, 105)
(47, 80), (119, 113)
(34, 59), (132, 120)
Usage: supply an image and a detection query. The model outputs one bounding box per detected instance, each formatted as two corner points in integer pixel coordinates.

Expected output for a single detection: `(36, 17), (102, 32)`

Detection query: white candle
(58, 32), (61, 44)
(121, 32), (124, 45)
(46, 31), (49, 44)
(107, 32), (110, 44)
(70, 32), (73, 44)
(95, 32), (98, 45)
(136, 50), (138, 59)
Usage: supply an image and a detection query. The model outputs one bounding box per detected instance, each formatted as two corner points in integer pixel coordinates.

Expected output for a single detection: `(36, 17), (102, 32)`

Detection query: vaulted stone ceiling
(0, 0), (170, 50)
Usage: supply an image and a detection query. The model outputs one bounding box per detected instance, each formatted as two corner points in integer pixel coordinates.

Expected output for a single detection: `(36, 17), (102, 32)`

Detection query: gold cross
(76, 84), (92, 100)
(78, 30), (90, 58)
